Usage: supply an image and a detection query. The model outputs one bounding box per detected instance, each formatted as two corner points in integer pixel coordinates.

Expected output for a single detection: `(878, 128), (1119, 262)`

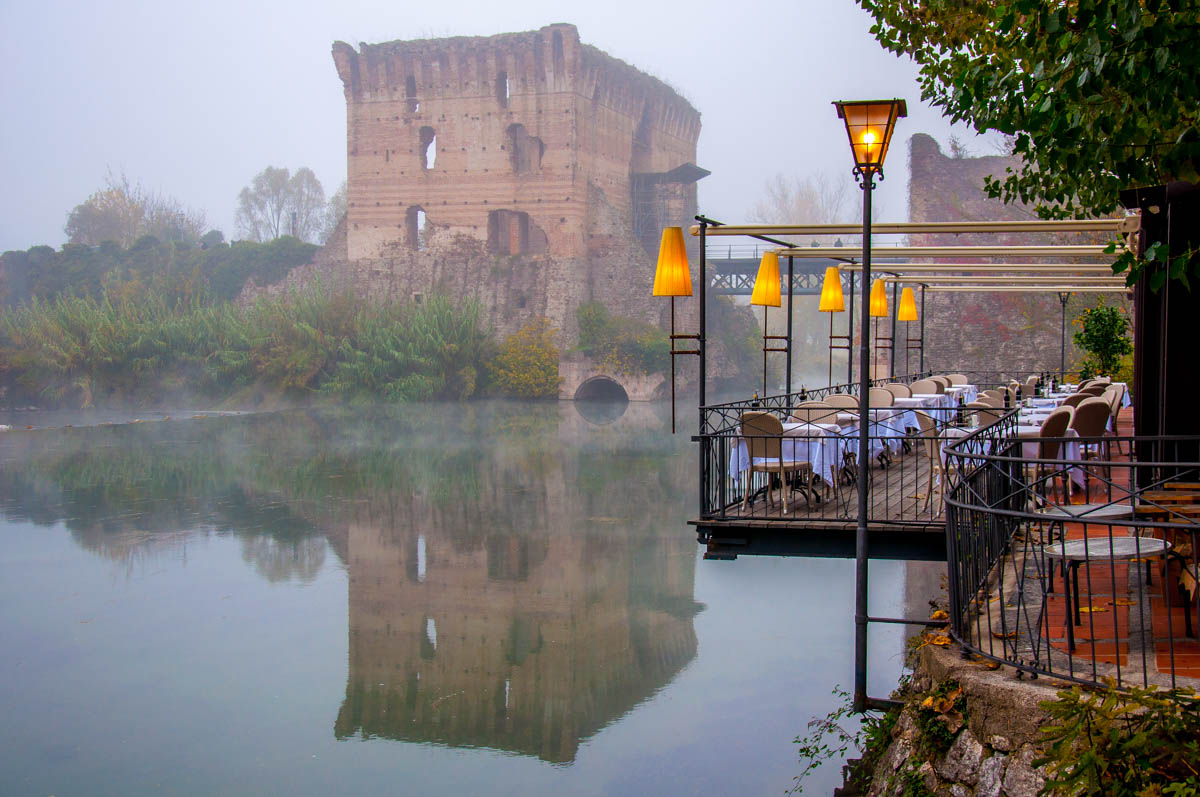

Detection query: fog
(0, 0), (1002, 253)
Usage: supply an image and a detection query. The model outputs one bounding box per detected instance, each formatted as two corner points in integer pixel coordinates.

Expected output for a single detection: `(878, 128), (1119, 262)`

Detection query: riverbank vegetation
(1, 235), (318, 307)
(0, 285), (497, 408)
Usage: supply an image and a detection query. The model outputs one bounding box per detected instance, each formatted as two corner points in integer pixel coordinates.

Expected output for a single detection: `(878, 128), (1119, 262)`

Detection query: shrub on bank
(0, 287), (492, 407)
(489, 318), (561, 399)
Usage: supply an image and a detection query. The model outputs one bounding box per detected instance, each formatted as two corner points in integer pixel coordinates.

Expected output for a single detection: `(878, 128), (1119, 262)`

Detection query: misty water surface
(0, 400), (915, 796)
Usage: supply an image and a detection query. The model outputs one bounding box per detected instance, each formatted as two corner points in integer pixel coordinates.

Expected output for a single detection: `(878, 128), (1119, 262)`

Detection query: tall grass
(0, 286), (493, 407)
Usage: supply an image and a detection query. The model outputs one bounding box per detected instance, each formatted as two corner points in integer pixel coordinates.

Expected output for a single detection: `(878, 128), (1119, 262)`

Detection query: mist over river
(0, 400), (916, 795)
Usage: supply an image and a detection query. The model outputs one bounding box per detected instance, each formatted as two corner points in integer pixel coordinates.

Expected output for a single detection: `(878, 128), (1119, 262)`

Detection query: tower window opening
(496, 71), (509, 108)
(406, 206), (429, 251)
(419, 126), (437, 169)
(406, 75), (419, 113)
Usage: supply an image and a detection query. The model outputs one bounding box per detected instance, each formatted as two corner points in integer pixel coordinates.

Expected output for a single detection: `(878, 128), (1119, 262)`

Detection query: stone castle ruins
(327, 24), (708, 398)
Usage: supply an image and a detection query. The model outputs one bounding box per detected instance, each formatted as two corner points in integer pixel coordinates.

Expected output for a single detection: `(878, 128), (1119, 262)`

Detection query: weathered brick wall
(907, 133), (1125, 377)
(328, 24), (705, 361)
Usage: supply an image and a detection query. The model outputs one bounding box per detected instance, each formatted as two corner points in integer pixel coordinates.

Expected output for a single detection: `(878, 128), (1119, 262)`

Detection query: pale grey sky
(0, 0), (998, 252)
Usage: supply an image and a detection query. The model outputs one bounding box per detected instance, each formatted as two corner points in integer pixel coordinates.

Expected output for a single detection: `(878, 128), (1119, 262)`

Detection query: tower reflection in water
(332, 402), (700, 763)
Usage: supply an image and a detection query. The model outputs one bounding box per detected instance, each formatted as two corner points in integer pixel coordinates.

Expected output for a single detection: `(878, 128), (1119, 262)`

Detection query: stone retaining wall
(861, 644), (1067, 796)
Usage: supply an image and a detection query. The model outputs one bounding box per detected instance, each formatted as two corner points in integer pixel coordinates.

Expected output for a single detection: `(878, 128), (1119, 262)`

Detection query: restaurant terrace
(653, 99), (1200, 710)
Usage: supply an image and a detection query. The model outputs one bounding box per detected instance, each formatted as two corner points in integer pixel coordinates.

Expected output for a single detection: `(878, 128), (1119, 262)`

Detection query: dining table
(728, 419), (850, 488)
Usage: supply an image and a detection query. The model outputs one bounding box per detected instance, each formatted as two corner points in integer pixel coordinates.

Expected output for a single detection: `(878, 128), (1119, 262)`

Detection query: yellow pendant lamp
(652, 227), (692, 297)
(651, 226), (698, 433)
(818, 266), (845, 313)
(897, 286), (918, 321)
(750, 251), (783, 397)
(869, 278), (889, 317)
(750, 251), (782, 307)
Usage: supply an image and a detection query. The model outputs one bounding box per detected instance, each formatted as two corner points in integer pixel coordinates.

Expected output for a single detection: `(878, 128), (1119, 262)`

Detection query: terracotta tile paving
(1038, 407), (1199, 683)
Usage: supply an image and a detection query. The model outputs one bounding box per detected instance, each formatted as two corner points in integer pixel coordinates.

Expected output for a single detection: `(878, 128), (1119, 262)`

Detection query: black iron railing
(944, 425), (1200, 690)
(696, 372), (1010, 526)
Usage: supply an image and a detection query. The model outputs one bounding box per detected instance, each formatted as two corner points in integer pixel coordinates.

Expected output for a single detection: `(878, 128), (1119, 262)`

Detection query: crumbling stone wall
(861, 645), (1057, 797)
(329, 25), (707, 355)
(907, 134), (1125, 377)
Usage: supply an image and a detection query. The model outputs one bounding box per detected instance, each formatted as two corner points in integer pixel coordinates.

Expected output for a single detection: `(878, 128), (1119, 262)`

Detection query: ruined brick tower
(331, 24), (706, 367)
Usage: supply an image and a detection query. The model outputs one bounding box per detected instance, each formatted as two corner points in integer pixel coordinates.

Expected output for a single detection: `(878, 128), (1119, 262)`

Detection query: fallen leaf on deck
(1078, 605), (1108, 613)
(991, 630), (1018, 640)
(1111, 598), (1137, 606)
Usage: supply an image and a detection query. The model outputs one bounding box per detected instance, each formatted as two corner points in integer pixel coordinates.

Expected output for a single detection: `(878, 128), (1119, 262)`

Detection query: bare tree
(751, 172), (855, 226)
(65, 170), (207, 247)
(235, 166), (327, 243)
(320, 181), (347, 244)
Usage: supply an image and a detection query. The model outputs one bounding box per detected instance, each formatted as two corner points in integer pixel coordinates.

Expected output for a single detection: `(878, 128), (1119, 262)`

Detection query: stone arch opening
(574, 375), (629, 403)
(418, 126), (437, 169)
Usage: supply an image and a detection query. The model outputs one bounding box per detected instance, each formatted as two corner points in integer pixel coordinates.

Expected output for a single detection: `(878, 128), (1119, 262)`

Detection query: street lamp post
(834, 97), (906, 712)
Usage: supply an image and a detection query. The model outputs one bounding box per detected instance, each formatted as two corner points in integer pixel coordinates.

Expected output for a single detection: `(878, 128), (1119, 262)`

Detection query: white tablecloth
(729, 421), (849, 486)
(1018, 425), (1084, 487)
(945, 384), (979, 404)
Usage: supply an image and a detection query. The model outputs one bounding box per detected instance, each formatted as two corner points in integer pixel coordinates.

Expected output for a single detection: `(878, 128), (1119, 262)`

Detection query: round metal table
(1042, 535), (1170, 651)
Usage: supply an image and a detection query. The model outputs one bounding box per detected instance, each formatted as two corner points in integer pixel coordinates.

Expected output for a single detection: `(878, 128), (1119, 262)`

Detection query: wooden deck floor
(698, 436), (945, 534)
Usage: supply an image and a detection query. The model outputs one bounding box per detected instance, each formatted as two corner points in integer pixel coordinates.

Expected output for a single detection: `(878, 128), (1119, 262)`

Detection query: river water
(0, 400), (923, 796)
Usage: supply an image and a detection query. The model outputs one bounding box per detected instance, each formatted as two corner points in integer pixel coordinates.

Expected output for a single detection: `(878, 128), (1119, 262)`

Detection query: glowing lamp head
(750, 251), (782, 307)
(869, 278), (889, 317)
(833, 99), (907, 176)
(652, 227), (692, 297)
(897, 286), (918, 321)
(818, 266), (845, 313)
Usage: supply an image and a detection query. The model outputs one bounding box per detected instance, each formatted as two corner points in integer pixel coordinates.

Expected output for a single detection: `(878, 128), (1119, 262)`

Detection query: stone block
(976, 753), (1007, 797)
(1002, 745), (1046, 797)
(936, 729), (984, 785)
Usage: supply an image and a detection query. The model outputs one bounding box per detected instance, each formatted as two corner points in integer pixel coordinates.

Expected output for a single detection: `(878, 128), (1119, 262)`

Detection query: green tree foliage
(0, 236), (317, 307)
(235, 166), (327, 243)
(1072, 297), (1133, 377)
(65, 171), (208, 247)
(860, 1), (1200, 286)
(1038, 684), (1200, 795)
(0, 287), (492, 407)
(576, 302), (669, 374)
(860, 0), (1200, 218)
(490, 318), (561, 399)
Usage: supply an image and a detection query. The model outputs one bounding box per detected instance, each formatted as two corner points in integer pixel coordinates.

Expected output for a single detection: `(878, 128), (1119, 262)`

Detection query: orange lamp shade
(897, 287), (918, 321)
(818, 266), (845, 312)
(652, 227), (692, 297)
(833, 99), (907, 174)
(750, 251), (782, 307)
(869, 278), (889, 317)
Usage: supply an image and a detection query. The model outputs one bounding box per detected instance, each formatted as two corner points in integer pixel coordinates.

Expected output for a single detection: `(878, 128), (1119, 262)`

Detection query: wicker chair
(869, 387), (894, 407)
(883, 383), (912, 399)
(910, 379), (940, 395)
(914, 410), (954, 516)
(740, 411), (813, 513)
(1061, 392), (1090, 408)
(1031, 406), (1075, 502)
(966, 401), (1001, 426)
(946, 373), (970, 385)
(790, 402), (839, 426)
